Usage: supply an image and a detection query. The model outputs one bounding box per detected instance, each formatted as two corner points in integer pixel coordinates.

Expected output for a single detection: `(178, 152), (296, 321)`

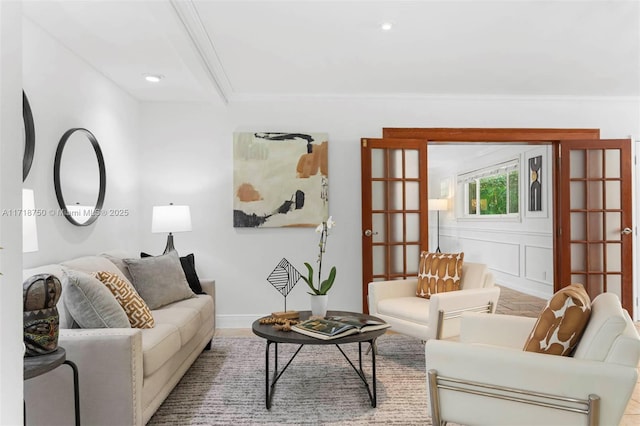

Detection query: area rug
(148, 334), (432, 425)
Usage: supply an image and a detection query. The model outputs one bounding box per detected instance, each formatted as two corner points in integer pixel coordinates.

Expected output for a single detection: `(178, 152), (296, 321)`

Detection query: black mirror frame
(23, 91), (35, 182)
(53, 128), (106, 226)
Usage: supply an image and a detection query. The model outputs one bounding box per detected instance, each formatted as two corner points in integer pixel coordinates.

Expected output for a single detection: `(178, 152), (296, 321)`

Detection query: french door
(360, 138), (428, 313)
(558, 139), (633, 315)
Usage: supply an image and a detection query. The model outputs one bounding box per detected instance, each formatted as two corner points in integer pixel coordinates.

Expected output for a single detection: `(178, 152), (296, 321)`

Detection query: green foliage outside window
(479, 175), (507, 214)
(508, 170), (519, 214)
(467, 169), (519, 216)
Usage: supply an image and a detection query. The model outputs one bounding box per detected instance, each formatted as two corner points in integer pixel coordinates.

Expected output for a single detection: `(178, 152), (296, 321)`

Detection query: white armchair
(368, 262), (500, 341)
(425, 293), (640, 426)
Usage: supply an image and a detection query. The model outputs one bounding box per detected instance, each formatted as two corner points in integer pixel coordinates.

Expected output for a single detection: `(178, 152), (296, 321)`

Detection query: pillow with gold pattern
(94, 271), (155, 329)
(416, 252), (464, 299)
(523, 283), (591, 356)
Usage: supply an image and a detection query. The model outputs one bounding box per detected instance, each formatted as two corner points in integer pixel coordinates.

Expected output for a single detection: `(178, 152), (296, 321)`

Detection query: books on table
(291, 315), (390, 340)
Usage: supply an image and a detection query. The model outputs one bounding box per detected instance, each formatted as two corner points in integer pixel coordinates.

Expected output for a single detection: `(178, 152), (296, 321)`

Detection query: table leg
(265, 341), (272, 409)
(336, 339), (378, 407)
(63, 360), (80, 426)
(264, 341), (303, 410)
(371, 339), (377, 407)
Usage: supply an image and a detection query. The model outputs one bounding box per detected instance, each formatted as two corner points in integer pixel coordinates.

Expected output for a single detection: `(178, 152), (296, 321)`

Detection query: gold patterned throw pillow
(416, 252), (464, 299)
(94, 271), (155, 329)
(523, 283), (591, 356)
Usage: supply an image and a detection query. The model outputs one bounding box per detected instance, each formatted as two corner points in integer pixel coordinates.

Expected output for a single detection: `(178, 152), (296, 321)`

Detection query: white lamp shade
(152, 205), (192, 233)
(428, 198), (448, 211)
(22, 189), (39, 253)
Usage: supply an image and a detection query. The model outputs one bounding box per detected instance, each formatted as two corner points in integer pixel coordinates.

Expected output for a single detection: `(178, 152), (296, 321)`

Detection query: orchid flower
(302, 217), (337, 295)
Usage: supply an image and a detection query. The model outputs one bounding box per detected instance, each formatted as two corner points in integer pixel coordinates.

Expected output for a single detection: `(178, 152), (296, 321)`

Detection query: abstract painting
(233, 132), (329, 227)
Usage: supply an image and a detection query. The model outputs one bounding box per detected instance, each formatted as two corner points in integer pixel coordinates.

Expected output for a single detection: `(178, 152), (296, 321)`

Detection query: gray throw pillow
(100, 253), (136, 284)
(124, 251), (195, 309)
(62, 268), (131, 329)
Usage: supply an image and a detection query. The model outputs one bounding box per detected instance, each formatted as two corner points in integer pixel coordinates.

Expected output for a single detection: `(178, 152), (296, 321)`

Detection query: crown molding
(170, 0), (232, 105)
(229, 92), (640, 104)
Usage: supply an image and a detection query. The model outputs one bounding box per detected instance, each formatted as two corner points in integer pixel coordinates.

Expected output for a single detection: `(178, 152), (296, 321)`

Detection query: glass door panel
(361, 138), (428, 312)
(559, 140), (633, 316)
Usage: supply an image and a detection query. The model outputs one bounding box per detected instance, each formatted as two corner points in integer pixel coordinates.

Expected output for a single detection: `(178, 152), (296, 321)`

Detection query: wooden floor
(216, 285), (640, 424)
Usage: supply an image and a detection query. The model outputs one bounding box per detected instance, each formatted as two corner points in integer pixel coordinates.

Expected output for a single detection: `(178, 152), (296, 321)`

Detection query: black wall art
(528, 155), (542, 212)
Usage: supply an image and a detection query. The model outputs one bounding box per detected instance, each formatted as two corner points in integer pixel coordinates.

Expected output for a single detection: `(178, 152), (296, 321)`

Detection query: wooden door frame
(361, 138), (429, 312)
(381, 127), (601, 295)
(558, 139), (634, 315)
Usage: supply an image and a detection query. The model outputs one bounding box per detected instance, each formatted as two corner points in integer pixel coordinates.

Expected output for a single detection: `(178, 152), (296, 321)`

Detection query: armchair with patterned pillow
(368, 252), (500, 341)
(425, 288), (640, 426)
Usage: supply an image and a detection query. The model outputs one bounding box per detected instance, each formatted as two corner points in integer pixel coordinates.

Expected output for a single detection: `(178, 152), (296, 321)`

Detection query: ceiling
(23, 0), (640, 105)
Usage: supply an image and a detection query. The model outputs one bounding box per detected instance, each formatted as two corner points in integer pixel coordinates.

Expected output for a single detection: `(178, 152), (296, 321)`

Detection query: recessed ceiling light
(144, 74), (164, 83)
(381, 22), (393, 31)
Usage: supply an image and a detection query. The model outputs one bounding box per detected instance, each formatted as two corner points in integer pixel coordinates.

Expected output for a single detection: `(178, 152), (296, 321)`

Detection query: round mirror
(23, 91), (35, 182)
(53, 128), (106, 226)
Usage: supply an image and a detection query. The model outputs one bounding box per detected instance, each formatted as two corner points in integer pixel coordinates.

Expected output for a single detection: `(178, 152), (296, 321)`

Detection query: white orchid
(303, 217), (337, 295)
(315, 215), (335, 233)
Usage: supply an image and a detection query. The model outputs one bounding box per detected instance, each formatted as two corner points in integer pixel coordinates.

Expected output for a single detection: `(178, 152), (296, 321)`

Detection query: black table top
(252, 310), (388, 345)
(24, 347), (66, 380)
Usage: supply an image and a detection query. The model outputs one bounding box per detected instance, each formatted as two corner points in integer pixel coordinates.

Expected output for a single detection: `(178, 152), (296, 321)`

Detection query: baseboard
(216, 314), (263, 328)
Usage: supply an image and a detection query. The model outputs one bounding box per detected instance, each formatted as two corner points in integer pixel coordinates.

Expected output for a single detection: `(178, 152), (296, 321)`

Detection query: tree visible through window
(460, 160), (519, 217)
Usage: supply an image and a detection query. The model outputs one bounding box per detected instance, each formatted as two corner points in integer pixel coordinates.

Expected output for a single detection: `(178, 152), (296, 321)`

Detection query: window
(458, 159), (520, 218)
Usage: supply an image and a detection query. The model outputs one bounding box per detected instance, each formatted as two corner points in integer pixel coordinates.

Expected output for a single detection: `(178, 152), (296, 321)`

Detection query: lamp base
(163, 233), (176, 254)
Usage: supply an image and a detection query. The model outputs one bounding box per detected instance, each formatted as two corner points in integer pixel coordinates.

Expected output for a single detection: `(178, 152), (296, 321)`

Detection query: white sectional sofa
(23, 252), (215, 426)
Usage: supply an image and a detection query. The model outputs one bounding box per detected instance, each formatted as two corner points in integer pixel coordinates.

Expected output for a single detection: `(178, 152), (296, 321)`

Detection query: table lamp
(152, 204), (191, 254)
(428, 198), (448, 253)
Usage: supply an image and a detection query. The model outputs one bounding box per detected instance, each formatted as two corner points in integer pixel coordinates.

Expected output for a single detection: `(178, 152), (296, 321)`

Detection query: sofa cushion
(124, 251), (195, 309)
(523, 283), (591, 356)
(141, 324), (181, 377)
(573, 292), (627, 362)
(460, 262), (489, 290)
(152, 307), (200, 346)
(156, 294), (214, 324)
(416, 252), (464, 299)
(62, 268), (130, 329)
(94, 271), (155, 329)
(378, 296), (430, 324)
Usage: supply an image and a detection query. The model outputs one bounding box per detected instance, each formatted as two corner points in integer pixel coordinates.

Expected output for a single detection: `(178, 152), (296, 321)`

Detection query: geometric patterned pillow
(94, 271), (155, 329)
(523, 283), (591, 356)
(416, 251), (464, 299)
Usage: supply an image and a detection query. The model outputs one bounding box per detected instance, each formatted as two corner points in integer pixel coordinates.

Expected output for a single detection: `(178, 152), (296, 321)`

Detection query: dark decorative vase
(23, 274), (62, 356)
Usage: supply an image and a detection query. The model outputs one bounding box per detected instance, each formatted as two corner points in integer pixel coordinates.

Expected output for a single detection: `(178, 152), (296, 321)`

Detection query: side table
(24, 347), (80, 426)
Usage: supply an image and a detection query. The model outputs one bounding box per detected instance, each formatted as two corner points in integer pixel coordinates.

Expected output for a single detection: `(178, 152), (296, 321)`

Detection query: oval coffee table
(252, 310), (387, 409)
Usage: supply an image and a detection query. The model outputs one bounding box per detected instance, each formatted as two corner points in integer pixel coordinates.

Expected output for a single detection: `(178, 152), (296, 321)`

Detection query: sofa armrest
(25, 328), (144, 426)
(368, 279), (418, 315)
(200, 279), (215, 298)
(460, 311), (536, 349)
(428, 287), (501, 339)
(425, 339), (638, 426)
(199, 279), (216, 332)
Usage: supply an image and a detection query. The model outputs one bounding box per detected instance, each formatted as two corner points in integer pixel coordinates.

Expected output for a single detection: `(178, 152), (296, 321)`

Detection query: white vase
(310, 294), (329, 317)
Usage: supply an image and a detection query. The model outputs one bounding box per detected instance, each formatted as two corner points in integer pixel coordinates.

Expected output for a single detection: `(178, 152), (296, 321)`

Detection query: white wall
(430, 144), (554, 299)
(0, 3), (23, 424)
(22, 18), (141, 268)
(140, 96), (639, 327)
